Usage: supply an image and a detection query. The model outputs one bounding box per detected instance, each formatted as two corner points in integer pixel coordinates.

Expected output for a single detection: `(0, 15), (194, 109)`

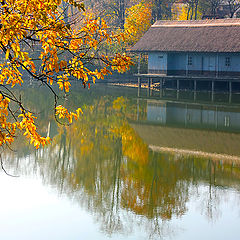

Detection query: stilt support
(193, 80), (197, 101)
(160, 78), (163, 98)
(229, 81), (232, 103)
(138, 77), (141, 97)
(211, 81), (215, 102)
(177, 79), (180, 91)
(229, 81), (232, 94)
(194, 80), (197, 91)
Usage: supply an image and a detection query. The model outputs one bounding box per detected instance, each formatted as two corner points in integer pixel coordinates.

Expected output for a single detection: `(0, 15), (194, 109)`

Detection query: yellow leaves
(55, 105), (83, 124)
(29, 61), (36, 73)
(0, 1), (133, 150)
(59, 60), (67, 71)
(57, 78), (71, 92)
(11, 42), (21, 58)
(172, 4), (189, 20)
(110, 54), (133, 73)
(18, 111), (51, 149)
(124, 2), (152, 45)
(0, 64), (23, 87)
(5, 49), (10, 60)
(0, 94), (16, 147)
(0, 93), (51, 149)
(0, 95), (10, 117)
(67, 0), (85, 11)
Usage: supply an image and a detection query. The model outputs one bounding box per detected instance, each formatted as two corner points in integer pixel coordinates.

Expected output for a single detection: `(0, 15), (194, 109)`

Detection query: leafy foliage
(0, 0), (132, 148)
(124, 2), (152, 45)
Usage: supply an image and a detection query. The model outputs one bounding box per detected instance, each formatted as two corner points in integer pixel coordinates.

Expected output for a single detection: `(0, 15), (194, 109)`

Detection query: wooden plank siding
(148, 52), (240, 77)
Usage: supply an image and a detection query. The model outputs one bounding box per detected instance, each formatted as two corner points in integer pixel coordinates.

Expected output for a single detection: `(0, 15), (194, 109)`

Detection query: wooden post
(150, 78), (153, 96)
(138, 53), (141, 97)
(194, 80), (197, 101)
(229, 81), (232, 103)
(216, 53), (219, 78)
(194, 80), (197, 91)
(148, 78), (151, 89)
(229, 92), (232, 103)
(160, 78), (163, 98)
(147, 78), (151, 97)
(229, 81), (232, 94)
(138, 77), (141, 97)
(138, 53), (141, 74)
(177, 79), (180, 90)
(211, 80), (215, 102)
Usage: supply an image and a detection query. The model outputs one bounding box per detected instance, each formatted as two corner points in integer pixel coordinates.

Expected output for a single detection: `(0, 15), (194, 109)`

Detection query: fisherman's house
(131, 18), (240, 92)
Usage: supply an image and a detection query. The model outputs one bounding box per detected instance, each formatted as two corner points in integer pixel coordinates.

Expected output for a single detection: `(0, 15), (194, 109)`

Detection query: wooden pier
(135, 73), (240, 103)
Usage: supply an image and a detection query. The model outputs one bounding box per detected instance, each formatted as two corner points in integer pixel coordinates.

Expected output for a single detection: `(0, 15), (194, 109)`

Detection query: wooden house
(131, 18), (240, 78)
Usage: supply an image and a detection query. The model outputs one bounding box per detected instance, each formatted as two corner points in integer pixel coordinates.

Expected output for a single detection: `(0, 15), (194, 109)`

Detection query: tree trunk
(195, 0), (199, 20)
(119, 0), (125, 29)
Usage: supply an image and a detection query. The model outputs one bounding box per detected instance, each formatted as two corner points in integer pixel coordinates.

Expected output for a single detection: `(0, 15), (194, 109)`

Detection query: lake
(1, 83), (240, 240)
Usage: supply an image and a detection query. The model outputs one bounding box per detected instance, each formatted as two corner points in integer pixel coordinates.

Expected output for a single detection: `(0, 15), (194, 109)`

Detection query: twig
(0, 154), (19, 177)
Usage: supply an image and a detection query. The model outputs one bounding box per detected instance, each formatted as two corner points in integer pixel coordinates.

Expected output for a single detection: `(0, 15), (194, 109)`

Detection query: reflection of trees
(3, 87), (240, 239)
(27, 95), (184, 237)
(121, 152), (189, 220)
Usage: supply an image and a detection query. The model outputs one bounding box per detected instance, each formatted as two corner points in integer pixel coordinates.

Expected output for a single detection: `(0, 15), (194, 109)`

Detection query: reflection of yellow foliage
(112, 96), (126, 111)
(80, 142), (94, 156)
(119, 123), (149, 164)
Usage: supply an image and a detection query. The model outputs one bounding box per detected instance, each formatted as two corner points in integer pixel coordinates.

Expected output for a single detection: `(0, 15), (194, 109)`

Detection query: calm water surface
(1, 84), (240, 240)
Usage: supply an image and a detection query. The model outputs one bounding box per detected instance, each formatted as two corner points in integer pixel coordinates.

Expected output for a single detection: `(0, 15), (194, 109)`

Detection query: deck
(134, 73), (240, 81)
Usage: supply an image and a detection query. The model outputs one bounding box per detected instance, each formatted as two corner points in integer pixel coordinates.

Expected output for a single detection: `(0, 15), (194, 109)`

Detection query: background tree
(151, 0), (177, 21)
(185, 0), (200, 19)
(226, 0), (240, 17)
(199, 0), (223, 18)
(85, 0), (129, 29)
(124, 2), (152, 45)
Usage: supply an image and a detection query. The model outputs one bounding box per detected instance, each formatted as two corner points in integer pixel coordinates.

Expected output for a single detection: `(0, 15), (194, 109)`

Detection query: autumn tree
(0, 0), (132, 150)
(185, 0), (201, 19)
(124, 2), (152, 45)
(85, 0), (128, 29)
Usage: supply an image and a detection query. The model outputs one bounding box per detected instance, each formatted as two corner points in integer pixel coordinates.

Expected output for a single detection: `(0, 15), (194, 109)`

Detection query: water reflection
(2, 85), (240, 239)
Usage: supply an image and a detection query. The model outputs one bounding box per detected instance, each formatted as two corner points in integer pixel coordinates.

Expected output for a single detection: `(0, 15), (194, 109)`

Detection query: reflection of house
(146, 99), (240, 132)
(131, 122), (240, 158)
(131, 19), (240, 78)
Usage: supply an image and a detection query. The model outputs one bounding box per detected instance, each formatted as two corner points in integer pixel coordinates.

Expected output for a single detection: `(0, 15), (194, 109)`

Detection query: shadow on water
(2, 83), (240, 239)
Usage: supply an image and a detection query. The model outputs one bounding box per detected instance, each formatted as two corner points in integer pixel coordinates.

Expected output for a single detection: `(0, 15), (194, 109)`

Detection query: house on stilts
(131, 18), (240, 92)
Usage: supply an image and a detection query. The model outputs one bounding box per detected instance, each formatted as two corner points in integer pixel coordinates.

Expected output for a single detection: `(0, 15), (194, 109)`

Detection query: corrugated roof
(130, 18), (240, 53)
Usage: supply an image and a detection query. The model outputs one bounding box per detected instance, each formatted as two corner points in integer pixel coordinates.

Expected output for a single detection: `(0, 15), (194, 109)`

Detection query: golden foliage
(172, 3), (188, 20)
(0, 0), (133, 148)
(124, 2), (152, 45)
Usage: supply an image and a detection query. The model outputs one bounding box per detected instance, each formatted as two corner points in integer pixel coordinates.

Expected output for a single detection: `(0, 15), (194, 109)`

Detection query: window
(158, 55), (163, 59)
(225, 57), (231, 67)
(188, 56), (193, 65)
